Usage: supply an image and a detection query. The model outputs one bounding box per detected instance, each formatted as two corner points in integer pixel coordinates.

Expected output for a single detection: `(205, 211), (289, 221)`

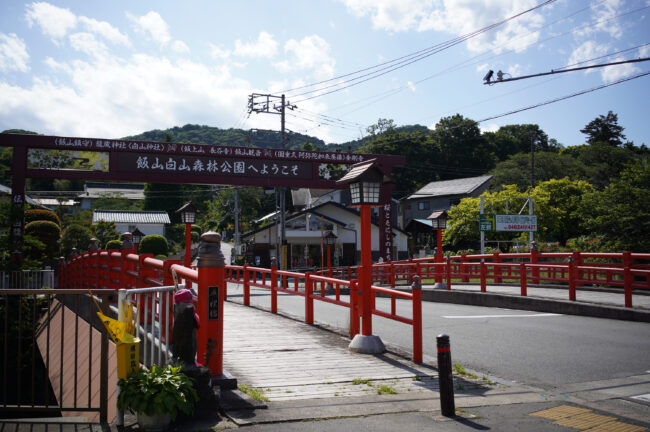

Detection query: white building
(92, 210), (170, 237)
(241, 201), (408, 269)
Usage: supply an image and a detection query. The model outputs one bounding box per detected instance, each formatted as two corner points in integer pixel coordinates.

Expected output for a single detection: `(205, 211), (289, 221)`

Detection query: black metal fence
(0, 289), (112, 422)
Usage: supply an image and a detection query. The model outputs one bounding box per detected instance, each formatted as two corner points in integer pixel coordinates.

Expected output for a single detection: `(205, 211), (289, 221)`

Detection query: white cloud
(639, 44), (650, 58)
(507, 63), (523, 77)
(44, 56), (71, 74)
(340, 0), (545, 53)
(0, 33), (30, 72)
(128, 11), (171, 46)
(25, 2), (77, 42)
(210, 43), (231, 59)
(172, 40), (190, 54)
(0, 51), (254, 138)
(568, 41), (609, 69)
(601, 57), (639, 83)
(476, 63), (489, 72)
(407, 81), (416, 91)
(480, 123), (500, 133)
(69, 32), (109, 59)
(575, 0), (624, 39)
(233, 32), (278, 58)
(276, 35), (335, 80)
(341, 0), (433, 32)
(79, 17), (130, 46)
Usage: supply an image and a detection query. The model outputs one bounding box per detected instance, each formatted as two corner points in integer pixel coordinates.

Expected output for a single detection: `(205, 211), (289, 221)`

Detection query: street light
(131, 228), (145, 252)
(337, 159), (390, 354)
(427, 210), (449, 284)
(324, 230), (337, 274)
(176, 201), (199, 267)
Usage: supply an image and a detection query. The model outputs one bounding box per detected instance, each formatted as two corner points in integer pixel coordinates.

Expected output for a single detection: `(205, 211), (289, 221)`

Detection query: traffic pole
(437, 334), (455, 417)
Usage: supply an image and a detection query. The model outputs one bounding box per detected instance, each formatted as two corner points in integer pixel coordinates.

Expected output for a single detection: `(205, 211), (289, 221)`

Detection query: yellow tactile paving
(554, 412), (618, 430)
(583, 422), (647, 432)
(530, 405), (593, 420)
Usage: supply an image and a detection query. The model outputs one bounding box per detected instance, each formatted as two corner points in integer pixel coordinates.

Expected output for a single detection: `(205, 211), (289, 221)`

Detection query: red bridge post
(196, 232), (225, 377)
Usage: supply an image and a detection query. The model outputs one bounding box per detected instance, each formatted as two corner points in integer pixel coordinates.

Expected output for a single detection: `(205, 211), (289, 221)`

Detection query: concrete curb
(420, 289), (650, 323)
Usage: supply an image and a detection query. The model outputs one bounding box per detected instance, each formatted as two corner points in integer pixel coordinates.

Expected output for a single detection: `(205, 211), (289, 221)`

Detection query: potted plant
(117, 364), (199, 431)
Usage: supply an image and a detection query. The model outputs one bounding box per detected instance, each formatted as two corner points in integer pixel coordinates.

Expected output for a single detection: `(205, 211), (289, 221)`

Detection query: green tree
(366, 118), (396, 136)
(561, 143), (639, 189)
(61, 224), (92, 256)
(580, 110), (626, 146)
(432, 114), (496, 176)
(143, 183), (186, 224)
(445, 185), (529, 250)
(489, 152), (587, 191)
(484, 124), (553, 162)
(531, 178), (594, 244)
(90, 220), (120, 249)
(359, 129), (436, 197)
(580, 161), (650, 251)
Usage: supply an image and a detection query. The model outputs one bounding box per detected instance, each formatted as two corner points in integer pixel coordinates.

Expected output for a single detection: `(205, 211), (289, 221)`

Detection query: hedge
(25, 209), (61, 227)
(24, 220), (60, 256)
(138, 235), (169, 257)
(106, 239), (122, 250)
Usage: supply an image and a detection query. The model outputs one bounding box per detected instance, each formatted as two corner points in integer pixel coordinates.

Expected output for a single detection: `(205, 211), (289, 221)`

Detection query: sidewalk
(211, 301), (649, 431)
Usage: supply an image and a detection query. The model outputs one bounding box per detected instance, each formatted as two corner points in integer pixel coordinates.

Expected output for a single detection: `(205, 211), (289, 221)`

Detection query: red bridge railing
(327, 251), (650, 308)
(59, 250), (424, 364)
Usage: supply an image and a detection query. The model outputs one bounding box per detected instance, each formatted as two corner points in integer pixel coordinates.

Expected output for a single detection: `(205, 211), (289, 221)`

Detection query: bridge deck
(223, 302), (438, 401)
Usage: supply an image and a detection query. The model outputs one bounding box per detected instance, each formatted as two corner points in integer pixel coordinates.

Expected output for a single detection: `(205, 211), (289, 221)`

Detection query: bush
(25, 209), (61, 227)
(24, 220), (60, 257)
(190, 224), (202, 236)
(61, 224), (92, 256)
(139, 235), (168, 256)
(106, 239), (122, 250)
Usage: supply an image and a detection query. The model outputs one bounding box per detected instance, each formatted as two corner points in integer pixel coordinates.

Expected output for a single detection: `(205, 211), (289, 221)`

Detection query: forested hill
(123, 123), (430, 152)
(123, 124), (329, 150)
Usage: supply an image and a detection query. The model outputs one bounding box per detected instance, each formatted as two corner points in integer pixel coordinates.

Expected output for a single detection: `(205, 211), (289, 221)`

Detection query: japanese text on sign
(116, 153), (313, 179)
(52, 137), (366, 163)
(208, 286), (219, 321)
(479, 214), (537, 232)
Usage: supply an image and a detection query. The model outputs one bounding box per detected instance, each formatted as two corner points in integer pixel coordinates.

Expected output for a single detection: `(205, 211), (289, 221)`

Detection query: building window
(417, 201), (430, 211)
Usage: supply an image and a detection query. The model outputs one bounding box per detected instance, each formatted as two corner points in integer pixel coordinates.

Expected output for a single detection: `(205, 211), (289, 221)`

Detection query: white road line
(442, 313), (561, 319)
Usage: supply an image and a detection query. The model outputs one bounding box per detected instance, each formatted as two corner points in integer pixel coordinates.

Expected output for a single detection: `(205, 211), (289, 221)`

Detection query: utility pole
(530, 134), (535, 189)
(247, 93), (296, 270)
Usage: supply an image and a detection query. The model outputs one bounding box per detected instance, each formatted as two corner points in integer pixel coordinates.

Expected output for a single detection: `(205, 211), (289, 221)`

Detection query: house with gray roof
(92, 210), (170, 237)
(399, 175), (492, 229)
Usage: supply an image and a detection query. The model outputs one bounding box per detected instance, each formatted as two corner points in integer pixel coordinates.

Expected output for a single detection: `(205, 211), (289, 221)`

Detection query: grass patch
(238, 384), (269, 402)
(453, 361), (478, 379)
(481, 376), (495, 385)
(412, 375), (422, 381)
(377, 385), (397, 395)
(456, 382), (465, 391)
(352, 378), (373, 386)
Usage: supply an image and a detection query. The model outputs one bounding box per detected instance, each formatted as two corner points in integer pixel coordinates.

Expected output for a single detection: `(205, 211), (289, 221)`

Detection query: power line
(284, 0), (558, 102)
(477, 69), (650, 123)
(325, 2), (647, 125)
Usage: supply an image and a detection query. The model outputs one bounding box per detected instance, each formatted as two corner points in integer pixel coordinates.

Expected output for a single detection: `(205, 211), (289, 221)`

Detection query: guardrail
(1, 269), (56, 289)
(225, 264), (423, 362)
(328, 251), (650, 308)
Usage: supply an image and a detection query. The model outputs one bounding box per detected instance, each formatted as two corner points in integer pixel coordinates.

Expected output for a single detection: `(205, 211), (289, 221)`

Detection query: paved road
(226, 285), (650, 391)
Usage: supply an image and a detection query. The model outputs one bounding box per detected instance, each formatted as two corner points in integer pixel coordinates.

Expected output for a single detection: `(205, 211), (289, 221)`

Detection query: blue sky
(0, 0), (648, 149)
